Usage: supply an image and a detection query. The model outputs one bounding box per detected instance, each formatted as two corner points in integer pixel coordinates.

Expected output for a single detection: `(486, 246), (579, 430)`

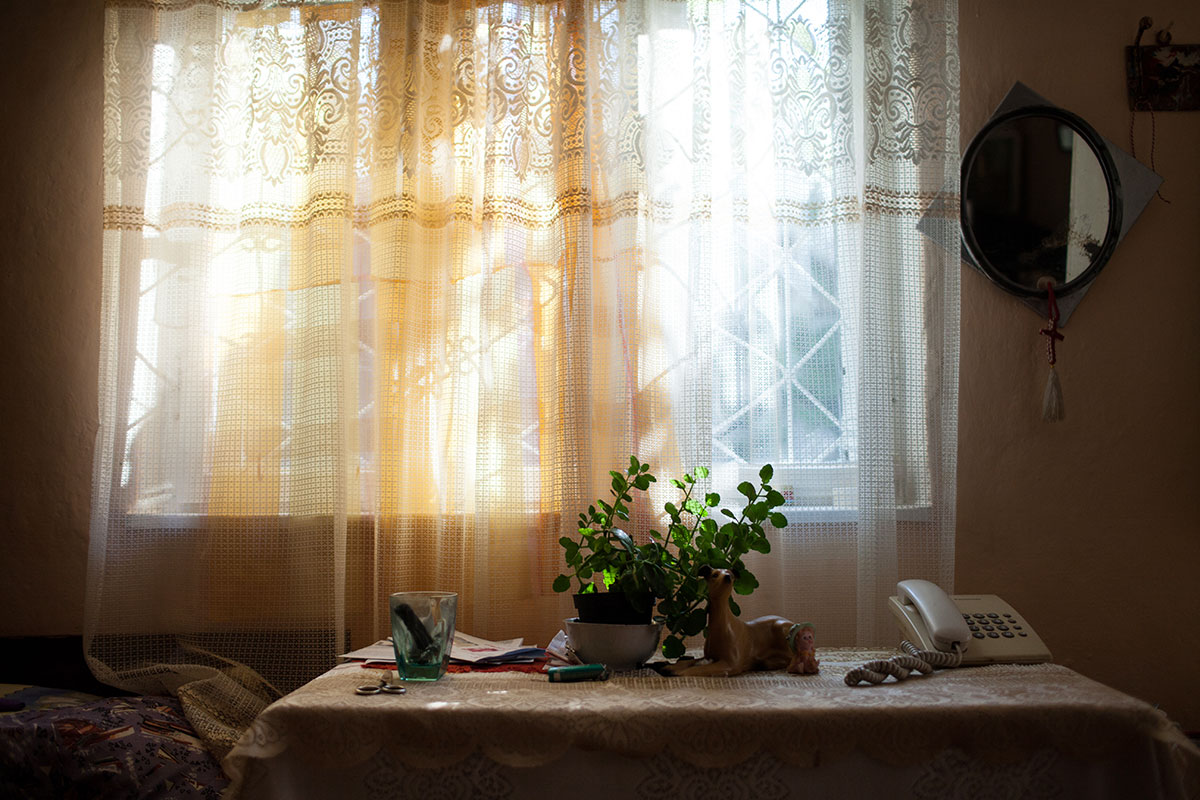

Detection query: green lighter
(547, 663), (610, 683)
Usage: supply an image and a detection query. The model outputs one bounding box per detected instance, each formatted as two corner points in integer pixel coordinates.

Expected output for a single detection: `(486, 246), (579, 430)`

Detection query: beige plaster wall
(0, 2), (103, 636)
(957, 0), (1200, 730)
(1, 0), (1197, 730)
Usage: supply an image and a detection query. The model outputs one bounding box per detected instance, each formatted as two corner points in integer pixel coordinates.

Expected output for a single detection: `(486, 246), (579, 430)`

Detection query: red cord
(1039, 284), (1064, 366)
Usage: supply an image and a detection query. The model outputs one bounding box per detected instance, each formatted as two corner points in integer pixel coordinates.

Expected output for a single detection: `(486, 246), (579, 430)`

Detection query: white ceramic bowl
(563, 618), (662, 671)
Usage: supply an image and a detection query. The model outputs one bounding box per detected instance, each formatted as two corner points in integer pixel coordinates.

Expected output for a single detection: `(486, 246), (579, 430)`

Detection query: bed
(0, 683), (228, 799)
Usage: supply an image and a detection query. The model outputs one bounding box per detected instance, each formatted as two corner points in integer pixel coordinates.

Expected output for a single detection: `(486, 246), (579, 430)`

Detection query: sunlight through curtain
(89, 0), (958, 755)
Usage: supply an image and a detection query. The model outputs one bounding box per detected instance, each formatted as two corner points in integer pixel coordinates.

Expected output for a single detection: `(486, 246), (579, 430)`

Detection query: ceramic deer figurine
(661, 566), (819, 677)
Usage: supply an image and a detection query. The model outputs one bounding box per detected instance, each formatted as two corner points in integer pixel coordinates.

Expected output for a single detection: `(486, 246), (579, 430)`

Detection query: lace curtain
(89, 0), (958, 755)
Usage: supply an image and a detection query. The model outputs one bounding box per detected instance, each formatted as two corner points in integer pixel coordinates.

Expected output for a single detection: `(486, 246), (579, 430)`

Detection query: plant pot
(564, 618), (663, 671)
(572, 591), (655, 625)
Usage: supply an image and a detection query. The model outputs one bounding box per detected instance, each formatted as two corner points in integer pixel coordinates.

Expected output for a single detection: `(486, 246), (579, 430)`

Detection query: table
(222, 648), (1200, 799)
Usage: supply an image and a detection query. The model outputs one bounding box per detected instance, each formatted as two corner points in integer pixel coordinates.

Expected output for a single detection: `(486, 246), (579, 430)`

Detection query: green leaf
(750, 537), (771, 554)
(766, 490), (786, 508)
(684, 498), (706, 517)
(728, 597), (741, 616)
(670, 478), (685, 489)
(769, 512), (787, 528)
(613, 529), (635, 552)
(695, 466), (709, 479)
(704, 492), (720, 507)
(720, 508), (735, 519)
(683, 607), (708, 636)
(737, 481), (756, 500)
(630, 455), (640, 473)
(759, 464), (773, 483)
(580, 582), (596, 594)
(670, 524), (691, 548)
(552, 574), (571, 593)
(733, 571), (759, 595)
(662, 636), (686, 660)
(664, 501), (678, 517)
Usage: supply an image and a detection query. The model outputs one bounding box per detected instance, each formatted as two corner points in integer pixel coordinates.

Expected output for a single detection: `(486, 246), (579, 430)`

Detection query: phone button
(973, 633), (986, 639)
(987, 632), (1000, 638)
(1002, 632), (1015, 638)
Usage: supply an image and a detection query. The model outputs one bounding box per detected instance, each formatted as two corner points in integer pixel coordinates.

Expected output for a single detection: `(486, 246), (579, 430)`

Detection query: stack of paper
(448, 632), (545, 665)
(338, 632), (546, 666)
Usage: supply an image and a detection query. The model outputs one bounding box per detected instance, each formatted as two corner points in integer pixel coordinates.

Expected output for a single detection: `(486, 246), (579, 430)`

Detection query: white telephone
(889, 579), (1052, 665)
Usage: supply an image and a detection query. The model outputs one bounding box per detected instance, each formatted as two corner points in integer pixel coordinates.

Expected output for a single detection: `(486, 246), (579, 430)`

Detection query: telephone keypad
(972, 607), (1029, 642)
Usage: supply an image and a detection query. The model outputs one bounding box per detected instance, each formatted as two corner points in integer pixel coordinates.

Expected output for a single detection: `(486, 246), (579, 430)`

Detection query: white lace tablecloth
(222, 648), (1200, 799)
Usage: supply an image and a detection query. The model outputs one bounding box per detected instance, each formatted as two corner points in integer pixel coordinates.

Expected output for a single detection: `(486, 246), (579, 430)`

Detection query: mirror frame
(960, 105), (1123, 300)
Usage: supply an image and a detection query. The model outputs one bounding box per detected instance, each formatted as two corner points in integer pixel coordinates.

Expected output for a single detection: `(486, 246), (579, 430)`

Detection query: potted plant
(552, 456), (667, 625)
(553, 456), (788, 660)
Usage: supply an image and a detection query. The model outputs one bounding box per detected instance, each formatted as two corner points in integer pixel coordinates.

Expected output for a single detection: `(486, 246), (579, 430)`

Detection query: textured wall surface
(1, 0), (1197, 730)
(0, 2), (103, 635)
(956, 0), (1200, 730)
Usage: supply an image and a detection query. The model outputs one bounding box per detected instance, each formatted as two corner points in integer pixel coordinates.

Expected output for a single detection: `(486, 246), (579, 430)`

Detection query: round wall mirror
(960, 107), (1122, 298)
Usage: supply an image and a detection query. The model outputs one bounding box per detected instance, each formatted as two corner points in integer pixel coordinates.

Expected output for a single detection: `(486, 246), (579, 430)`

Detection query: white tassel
(1042, 367), (1064, 422)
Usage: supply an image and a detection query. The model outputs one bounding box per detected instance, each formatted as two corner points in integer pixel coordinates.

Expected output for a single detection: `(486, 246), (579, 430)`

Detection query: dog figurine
(661, 566), (819, 677)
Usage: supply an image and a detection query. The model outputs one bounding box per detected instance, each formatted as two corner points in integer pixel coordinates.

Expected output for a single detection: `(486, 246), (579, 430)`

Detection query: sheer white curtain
(89, 0), (957, 755)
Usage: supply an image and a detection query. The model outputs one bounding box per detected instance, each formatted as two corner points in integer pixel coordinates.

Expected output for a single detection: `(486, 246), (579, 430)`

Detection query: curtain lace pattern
(90, 0), (958, 756)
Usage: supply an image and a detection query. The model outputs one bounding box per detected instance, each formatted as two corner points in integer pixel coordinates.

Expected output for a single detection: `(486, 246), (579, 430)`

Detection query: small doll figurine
(786, 622), (820, 674)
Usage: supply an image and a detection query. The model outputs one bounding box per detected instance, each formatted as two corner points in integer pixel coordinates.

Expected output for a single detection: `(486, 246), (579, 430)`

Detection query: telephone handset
(889, 579), (1052, 666)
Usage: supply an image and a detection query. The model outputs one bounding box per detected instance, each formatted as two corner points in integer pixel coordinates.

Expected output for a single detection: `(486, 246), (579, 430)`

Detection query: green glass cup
(389, 591), (457, 681)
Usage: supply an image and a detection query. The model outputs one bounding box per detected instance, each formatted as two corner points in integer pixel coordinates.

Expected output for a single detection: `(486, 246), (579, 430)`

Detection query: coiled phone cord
(844, 640), (964, 686)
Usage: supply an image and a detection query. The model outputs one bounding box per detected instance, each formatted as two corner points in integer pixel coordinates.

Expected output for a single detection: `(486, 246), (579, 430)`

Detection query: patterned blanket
(0, 684), (228, 799)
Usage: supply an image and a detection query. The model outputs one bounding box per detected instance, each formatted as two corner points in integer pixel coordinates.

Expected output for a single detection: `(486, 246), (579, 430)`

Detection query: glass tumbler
(389, 591), (457, 681)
